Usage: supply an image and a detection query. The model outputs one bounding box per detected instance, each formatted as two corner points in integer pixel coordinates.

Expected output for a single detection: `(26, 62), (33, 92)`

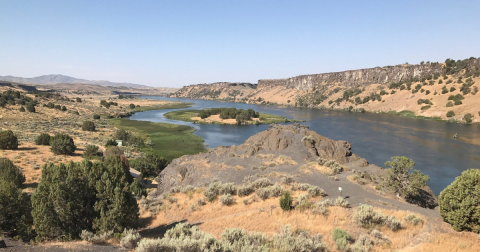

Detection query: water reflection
(129, 96), (480, 195)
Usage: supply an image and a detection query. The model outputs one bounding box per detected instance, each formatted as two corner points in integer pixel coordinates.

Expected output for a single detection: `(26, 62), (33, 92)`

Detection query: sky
(1, 1), (479, 88)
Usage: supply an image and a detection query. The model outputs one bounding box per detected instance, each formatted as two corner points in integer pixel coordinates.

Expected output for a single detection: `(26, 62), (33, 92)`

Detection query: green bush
(26, 104), (35, 113)
(0, 130), (18, 150)
(439, 169), (480, 233)
(76, 97), (82, 102)
(450, 87), (456, 92)
(446, 111), (455, 117)
(446, 101), (454, 107)
(129, 104), (135, 109)
(62, 106), (67, 111)
(279, 191), (292, 211)
(0, 158), (25, 187)
(19, 106), (25, 112)
(454, 100), (462, 105)
(93, 114), (100, 120)
(82, 121), (96, 131)
(464, 113), (474, 124)
(82, 144), (101, 159)
(50, 133), (77, 155)
(115, 129), (129, 141)
(35, 133), (51, 145)
(331, 228), (352, 250)
(420, 105), (431, 110)
(219, 194), (235, 206)
(105, 139), (118, 147)
(129, 154), (168, 177)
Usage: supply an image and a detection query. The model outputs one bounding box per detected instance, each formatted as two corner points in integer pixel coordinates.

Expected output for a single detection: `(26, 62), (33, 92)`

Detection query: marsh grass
(110, 119), (206, 161)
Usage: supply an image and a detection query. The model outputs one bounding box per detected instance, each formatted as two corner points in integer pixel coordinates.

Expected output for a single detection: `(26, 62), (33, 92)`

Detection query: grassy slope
(111, 118), (206, 162)
(164, 109), (303, 124)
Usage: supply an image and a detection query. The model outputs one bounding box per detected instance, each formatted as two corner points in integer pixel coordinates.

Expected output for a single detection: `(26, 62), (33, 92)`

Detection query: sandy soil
(191, 114), (258, 124)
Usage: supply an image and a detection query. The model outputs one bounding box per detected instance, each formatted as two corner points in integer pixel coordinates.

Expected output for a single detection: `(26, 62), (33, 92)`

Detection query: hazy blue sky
(1, 1), (479, 87)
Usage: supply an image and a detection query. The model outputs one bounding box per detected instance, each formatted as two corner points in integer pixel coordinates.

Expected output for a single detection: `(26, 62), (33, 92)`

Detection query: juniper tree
(0, 158), (33, 240)
(382, 156), (429, 199)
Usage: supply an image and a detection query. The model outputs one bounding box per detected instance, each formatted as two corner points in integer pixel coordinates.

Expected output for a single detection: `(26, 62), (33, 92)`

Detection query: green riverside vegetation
(110, 119), (206, 162)
(164, 108), (303, 125)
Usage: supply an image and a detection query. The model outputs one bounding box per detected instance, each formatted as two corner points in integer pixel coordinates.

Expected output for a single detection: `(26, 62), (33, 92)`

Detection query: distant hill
(0, 74), (151, 88)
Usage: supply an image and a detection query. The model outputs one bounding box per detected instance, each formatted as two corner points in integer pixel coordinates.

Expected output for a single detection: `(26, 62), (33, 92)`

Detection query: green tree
(0, 180), (33, 240)
(32, 159), (139, 240)
(382, 156), (429, 199)
(439, 169), (480, 233)
(0, 130), (18, 150)
(0, 159), (32, 240)
(19, 106), (25, 112)
(50, 133), (77, 155)
(31, 162), (97, 241)
(0, 158), (25, 187)
(129, 103), (135, 109)
(129, 154), (169, 177)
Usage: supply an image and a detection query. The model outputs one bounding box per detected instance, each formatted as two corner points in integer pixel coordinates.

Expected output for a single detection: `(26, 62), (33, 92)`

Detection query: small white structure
(115, 140), (123, 146)
(129, 168), (142, 182)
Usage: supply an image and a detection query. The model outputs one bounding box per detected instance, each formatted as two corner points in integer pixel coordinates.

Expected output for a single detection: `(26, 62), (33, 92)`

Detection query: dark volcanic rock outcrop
(154, 123), (438, 209)
(155, 123), (366, 195)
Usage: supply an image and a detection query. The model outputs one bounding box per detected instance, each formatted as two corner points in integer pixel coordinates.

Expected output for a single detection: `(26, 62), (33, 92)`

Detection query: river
(129, 97), (480, 195)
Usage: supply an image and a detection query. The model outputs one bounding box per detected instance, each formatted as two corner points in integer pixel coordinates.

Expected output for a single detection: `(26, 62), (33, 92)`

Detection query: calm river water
(130, 97), (480, 195)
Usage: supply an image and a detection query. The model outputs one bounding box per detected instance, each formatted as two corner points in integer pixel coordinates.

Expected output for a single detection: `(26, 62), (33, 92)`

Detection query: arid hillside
(136, 124), (479, 252)
(170, 57), (480, 122)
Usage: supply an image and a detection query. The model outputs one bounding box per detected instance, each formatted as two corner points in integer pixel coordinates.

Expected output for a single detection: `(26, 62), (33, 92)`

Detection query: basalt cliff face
(169, 58), (480, 122)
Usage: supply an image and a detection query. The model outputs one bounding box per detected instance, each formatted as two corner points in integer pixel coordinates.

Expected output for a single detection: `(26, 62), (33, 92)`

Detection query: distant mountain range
(0, 74), (151, 88)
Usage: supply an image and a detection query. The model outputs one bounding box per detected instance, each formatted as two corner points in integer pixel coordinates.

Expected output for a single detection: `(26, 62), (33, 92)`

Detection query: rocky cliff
(169, 57), (480, 122)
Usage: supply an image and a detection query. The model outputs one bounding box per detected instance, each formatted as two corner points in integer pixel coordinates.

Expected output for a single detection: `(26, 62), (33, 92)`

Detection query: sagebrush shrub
(385, 216), (402, 231)
(93, 114), (100, 120)
(237, 184), (254, 197)
(404, 214), (423, 225)
(307, 186), (326, 197)
(120, 229), (141, 249)
(370, 229), (390, 244)
(220, 194), (235, 206)
(334, 196), (349, 207)
(252, 178), (273, 189)
(331, 228), (352, 251)
(81, 230), (114, 244)
(354, 204), (385, 228)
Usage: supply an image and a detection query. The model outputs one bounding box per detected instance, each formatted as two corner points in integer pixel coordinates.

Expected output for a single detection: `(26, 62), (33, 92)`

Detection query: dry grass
(299, 162), (332, 175)
(256, 153), (275, 159)
(138, 187), (480, 252)
(274, 155), (297, 165)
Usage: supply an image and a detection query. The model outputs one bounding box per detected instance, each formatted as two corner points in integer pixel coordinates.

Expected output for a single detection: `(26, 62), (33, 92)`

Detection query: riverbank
(164, 108), (304, 125)
(109, 118), (207, 161)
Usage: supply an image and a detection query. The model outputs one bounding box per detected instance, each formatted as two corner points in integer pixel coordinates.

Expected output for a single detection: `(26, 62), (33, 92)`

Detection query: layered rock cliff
(169, 57), (480, 122)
